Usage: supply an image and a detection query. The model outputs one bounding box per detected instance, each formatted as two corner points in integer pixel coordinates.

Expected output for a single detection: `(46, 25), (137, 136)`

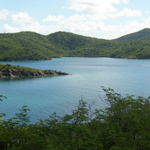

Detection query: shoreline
(0, 64), (69, 78)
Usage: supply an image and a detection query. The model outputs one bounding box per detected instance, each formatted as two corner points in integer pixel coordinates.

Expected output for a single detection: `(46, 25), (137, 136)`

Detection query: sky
(0, 0), (150, 39)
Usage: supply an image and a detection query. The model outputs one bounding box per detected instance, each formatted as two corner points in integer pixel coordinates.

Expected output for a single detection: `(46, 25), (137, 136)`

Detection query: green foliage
(0, 32), (61, 61)
(13, 105), (30, 126)
(0, 94), (6, 120)
(0, 29), (150, 60)
(99, 87), (150, 149)
(1, 88), (150, 149)
(116, 28), (150, 41)
(109, 40), (150, 59)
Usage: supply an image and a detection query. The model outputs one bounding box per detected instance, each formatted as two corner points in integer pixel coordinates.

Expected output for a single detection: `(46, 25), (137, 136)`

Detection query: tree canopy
(1, 87), (150, 149)
(0, 28), (150, 60)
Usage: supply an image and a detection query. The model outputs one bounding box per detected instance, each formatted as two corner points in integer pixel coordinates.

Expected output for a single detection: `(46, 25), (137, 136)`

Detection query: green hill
(112, 28), (150, 58)
(0, 28), (150, 60)
(0, 31), (62, 61)
(47, 31), (120, 57)
(47, 31), (92, 50)
(115, 28), (150, 42)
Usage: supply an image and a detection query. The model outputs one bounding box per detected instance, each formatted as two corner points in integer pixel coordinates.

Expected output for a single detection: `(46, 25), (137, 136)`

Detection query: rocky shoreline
(0, 64), (69, 78)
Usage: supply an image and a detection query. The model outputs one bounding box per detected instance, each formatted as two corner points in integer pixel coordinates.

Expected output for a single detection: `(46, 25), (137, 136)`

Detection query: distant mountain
(0, 31), (62, 61)
(115, 28), (150, 41)
(0, 29), (150, 60)
(47, 31), (92, 51)
(47, 31), (117, 57)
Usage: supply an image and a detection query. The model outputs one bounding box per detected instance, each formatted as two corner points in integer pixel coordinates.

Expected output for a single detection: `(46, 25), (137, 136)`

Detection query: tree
(1, 88), (150, 149)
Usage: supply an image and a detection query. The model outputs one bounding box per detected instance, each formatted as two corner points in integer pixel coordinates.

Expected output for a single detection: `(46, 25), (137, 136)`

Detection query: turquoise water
(0, 57), (150, 122)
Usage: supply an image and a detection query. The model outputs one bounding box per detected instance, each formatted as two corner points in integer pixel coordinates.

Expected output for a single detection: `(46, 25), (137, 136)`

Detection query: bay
(0, 57), (150, 122)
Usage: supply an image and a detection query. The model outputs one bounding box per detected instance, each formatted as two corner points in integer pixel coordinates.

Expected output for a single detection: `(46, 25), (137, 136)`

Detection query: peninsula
(0, 64), (69, 78)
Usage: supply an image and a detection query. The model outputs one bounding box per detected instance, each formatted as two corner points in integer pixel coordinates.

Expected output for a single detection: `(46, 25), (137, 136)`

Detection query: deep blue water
(0, 57), (150, 122)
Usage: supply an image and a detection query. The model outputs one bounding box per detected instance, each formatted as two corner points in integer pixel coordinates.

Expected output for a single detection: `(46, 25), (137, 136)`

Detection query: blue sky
(0, 0), (150, 39)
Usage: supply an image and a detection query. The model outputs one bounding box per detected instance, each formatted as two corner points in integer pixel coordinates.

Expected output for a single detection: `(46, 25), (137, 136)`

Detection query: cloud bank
(1, 0), (149, 39)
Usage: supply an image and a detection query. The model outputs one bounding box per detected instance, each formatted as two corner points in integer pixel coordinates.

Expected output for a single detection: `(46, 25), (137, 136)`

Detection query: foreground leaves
(0, 88), (150, 149)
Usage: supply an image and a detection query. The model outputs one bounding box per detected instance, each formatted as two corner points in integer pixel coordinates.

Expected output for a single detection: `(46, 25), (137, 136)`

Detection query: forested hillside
(115, 28), (150, 41)
(0, 32), (63, 61)
(0, 28), (150, 60)
(48, 31), (121, 57)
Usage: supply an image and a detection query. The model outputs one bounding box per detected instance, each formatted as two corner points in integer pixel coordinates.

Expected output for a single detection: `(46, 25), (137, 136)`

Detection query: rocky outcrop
(0, 64), (69, 78)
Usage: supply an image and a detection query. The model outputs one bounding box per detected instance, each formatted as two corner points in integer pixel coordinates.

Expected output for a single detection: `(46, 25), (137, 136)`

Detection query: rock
(0, 64), (69, 78)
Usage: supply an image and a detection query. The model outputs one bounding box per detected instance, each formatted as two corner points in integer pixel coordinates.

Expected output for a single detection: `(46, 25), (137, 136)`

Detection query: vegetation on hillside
(1, 87), (150, 149)
(0, 32), (61, 61)
(0, 28), (150, 60)
(115, 28), (150, 41)
(109, 40), (150, 59)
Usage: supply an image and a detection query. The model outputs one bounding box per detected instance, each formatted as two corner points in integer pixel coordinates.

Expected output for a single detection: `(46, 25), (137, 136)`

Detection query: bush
(1, 87), (150, 149)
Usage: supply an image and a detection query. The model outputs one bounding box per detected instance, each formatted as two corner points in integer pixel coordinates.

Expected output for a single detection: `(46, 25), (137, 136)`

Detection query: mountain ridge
(0, 28), (150, 60)
(115, 28), (150, 41)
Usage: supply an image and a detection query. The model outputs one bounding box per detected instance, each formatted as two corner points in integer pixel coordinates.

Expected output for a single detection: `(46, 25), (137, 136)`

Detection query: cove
(0, 57), (150, 122)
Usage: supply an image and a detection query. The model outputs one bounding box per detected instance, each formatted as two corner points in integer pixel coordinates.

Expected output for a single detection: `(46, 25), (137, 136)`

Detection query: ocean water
(0, 57), (150, 122)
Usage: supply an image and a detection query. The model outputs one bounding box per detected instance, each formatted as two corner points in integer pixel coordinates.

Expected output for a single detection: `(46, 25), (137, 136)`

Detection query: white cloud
(145, 11), (150, 14)
(43, 15), (64, 22)
(4, 17), (150, 40)
(68, 0), (118, 14)
(2, 0), (149, 40)
(4, 24), (20, 33)
(143, 17), (150, 24)
(97, 18), (150, 39)
(118, 8), (142, 17)
(120, 0), (129, 4)
(4, 22), (63, 34)
(11, 12), (34, 24)
(4, 13), (149, 40)
(68, 0), (129, 14)
(109, 8), (142, 18)
(58, 16), (150, 39)
(0, 9), (10, 20)
(66, 14), (87, 22)
(68, 0), (140, 20)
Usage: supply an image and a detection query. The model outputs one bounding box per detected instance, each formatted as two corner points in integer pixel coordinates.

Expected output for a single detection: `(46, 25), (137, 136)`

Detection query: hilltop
(0, 32), (63, 61)
(0, 28), (150, 60)
(115, 28), (150, 42)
